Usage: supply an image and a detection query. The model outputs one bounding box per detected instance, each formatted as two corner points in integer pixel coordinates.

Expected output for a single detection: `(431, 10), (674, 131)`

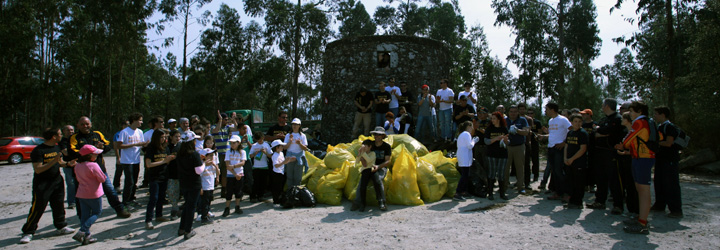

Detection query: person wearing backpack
(615, 101), (655, 234)
(652, 106), (683, 218)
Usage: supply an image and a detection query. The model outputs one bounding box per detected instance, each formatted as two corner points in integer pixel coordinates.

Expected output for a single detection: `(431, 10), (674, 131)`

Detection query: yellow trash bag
(335, 143), (352, 150)
(324, 147), (355, 170)
(315, 160), (351, 205)
(420, 152), (459, 197)
(386, 146), (424, 206)
(416, 158), (448, 203)
(346, 142), (362, 157)
(389, 134), (429, 157)
(306, 153), (331, 193)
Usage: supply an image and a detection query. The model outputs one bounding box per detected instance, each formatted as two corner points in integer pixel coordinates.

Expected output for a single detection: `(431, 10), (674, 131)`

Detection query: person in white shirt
(385, 77), (403, 117)
(270, 140), (296, 206)
(118, 113), (149, 206)
(249, 132), (273, 202)
(198, 148), (219, 224)
(284, 118), (309, 187)
(436, 79), (455, 141)
(416, 84), (437, 141)
(222, 135), (246, 217)
(458, 82), (478, 111)
(454, 121), (480, 201)
(539, 102), (572, 200)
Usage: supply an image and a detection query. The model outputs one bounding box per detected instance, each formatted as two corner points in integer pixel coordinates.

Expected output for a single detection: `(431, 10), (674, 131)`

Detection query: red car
(0, 136), (45, 164)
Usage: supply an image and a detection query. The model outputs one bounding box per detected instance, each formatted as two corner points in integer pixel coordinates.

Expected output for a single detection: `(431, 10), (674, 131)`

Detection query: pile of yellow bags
(304, 134), (457, 206)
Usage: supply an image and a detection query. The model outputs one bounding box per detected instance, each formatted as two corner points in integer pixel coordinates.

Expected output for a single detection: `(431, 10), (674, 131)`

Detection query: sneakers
(208, 211), (215, 218)
(623, 222), (649, 234)
(452, 194), (466, 201)
(235, 206), (243, 214)
(19, 234), (32, 244)
(83, 234), (97, 245)
(379, 200), (388, 211)
(72, 232), (85, 243)
(57, 226), (76, 235)
(201, 217), (214, 224)
(222, 207), (230, 217)
(518, 189), (527, 195)
(586, 202), (605, 209)
(667, 212), (684, 218)
(499, 194), (509, 200)
(170, 210), (179, 220)
(611, 207), (623, 215)
(195, 215), (202, 222)
(67, 203), (76, 209)
(145, 222), (155, 230)
(116, 208), (131, 218)
(184, 230), (196, 240)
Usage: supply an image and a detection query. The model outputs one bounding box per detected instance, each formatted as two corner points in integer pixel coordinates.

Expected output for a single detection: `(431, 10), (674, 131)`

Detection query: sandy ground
(0, 156), (718, 249)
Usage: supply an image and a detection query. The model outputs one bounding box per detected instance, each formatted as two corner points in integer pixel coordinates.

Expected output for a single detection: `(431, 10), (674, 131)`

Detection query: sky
(146, 0), (641, 78)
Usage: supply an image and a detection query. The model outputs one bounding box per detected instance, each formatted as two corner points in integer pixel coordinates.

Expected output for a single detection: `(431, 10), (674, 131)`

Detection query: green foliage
(337, 0), (376, 38)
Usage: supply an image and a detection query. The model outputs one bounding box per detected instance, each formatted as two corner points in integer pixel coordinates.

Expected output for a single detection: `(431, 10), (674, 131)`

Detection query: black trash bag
(282, 186), (302, 209)
(296, 186), (316, 207)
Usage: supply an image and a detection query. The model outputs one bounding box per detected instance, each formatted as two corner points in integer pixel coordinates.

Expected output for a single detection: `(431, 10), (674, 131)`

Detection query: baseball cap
(291, 118), (302, 125)
(181, 131), (201, 143)
(79, 145), (103, 156)
(580, 109), (593, 116)
(271, 139), (287, 148)
(168, 118), (177, 124)
(198, 148), (216, 156)
(228, 135), (242, 143)
(422, 84), (429, 90)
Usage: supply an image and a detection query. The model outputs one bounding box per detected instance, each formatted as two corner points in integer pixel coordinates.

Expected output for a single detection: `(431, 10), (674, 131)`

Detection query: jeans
(286, 151), (305, 187)
(438, 109), (453, 140)
(179, 187), (200, 233)
(101, 171), (124, 212)
(122, 164), (139, 204)
(355, 168), (387, 205)
(547, 147), (567, 195)
(62, 167), (76, 206)
(415, 115), (436, 141)
(146, 180), (167, 222)
(389, 107), (399, 117)
(113, 163), (123, 189)
(375, 113), (385, 127)
(654, 159), (682, 213)
(353, 112), (372, 138)
(78, 197), (102, 234)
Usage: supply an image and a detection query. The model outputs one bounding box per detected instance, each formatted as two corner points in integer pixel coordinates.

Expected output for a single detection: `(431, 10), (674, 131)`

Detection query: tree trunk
(291, 0), (302, 118)
(181, 3), (190, 115)
(556, 0), (566, 98)
(664, 0), (676, 113)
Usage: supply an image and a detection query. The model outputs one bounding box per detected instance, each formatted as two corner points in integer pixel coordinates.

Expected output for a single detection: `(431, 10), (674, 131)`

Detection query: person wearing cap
(270, 139), (295, 205)
(69, 116), (131, 219)
(415, 84), (437, 142)
(374, 82), (392, 127)
(453, 95), (476, 136)
(175, 131), (203, 239)
(143, 129), (175, 230)
(351, 127), (392, 212)
(386, 77), (403, 117)
(222, 135), (247, 217)
(71, 145), (106, 245)
(197, 148), (219, 224)
(117, 112), (149, 208)
(284, 118), (309, 187)
(353, 87), (375, 138)
(580, 108), (598, 193)
(587, 98), (627, 213)
(458, 82), (478, 111)
(167, 118), (177, 131)
(436, 79), (455, 141)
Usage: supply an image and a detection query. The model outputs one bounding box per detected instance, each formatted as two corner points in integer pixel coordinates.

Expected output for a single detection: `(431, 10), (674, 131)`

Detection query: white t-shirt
(224, 150), (246, 176)
(201, 163), (216, 191)
(436, 88), (455, 110)
(143, 129), (154, 143)
(119, 127), (144, 164)
(385, 86), (402, 108)
(456, 131), (476, 167)
(272, 152), (285, 174)
(249, 142), (273, 169)
(230, 125), (253, 138)
(194, 139), (204, 151)
(458, 91), (477, 110)
(284, 132), (308, 154)
(548, 115), (572, 148)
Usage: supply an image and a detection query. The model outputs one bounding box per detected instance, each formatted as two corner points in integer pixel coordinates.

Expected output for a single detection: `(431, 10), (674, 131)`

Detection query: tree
(337, 0), (376, 38)
(244, 0), (331, 118)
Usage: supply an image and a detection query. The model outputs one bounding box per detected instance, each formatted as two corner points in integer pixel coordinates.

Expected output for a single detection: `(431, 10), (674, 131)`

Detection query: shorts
(225, 177), (244, 201)
(631, 158), (655, 185)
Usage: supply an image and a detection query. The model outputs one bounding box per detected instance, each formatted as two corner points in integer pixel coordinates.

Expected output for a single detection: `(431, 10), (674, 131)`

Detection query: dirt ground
(0, 156), (718, 249)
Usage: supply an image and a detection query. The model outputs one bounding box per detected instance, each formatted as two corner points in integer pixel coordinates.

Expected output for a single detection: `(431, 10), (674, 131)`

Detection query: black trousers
(568, 166), (587, 206)
(524, 143), (532, 186)
(22, 180), (67, 235)
(178, 187), (200, 233)
(593, 148), (617, 205)
(530, 139), (540, 180)
(252, 168), (270, 200)
(199, 190), (213, 218)
(618, 155), (638, 213)
(270, 171), (286, 204)
(355, 168), (387, 205)
(654, 159), (682, 213)
(113, 163), (123, 188)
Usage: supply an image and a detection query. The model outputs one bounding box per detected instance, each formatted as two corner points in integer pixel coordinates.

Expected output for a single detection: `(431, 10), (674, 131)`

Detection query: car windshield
(0, 139), (11, 146)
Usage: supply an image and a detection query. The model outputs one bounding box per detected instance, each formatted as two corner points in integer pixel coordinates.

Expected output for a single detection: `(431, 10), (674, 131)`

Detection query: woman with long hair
(484, 111), (510, 200)
(175, 133), (204, 239)
(144, 129), (174, 230)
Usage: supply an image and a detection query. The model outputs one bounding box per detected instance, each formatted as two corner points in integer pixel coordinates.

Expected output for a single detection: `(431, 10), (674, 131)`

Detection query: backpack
(296, 186), (316, 207)
(638, 117), (660, 153)
(663, 122), (690, 149)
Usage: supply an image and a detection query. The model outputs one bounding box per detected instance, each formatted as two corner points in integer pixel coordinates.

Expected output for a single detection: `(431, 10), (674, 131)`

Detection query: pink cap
(79, 145), (103, 156)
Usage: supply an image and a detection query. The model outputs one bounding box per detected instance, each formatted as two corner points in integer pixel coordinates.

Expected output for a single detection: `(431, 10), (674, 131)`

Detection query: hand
(614, 144), (624, 150)
(616, 149), (626, 155)
(96, 141), (105, 149)
(554, 143), (565, 150)
(371, 165), (379, 173)
(215, 178), (219, 185)
(288, 156), (297, 162)
(165, 155), (176, 162)
(67, 159), (77, 167)
(235, 175), (242, 180)
(54, 154), (63, 164)
(217, 110), (222, 121)
(564, 159), (573, 166)
(61, 148), (68, 156)
(295, 139), (302, 145)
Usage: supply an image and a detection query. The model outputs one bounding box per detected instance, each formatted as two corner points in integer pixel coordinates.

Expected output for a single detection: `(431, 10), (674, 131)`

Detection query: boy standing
(564, 115), (589, 209)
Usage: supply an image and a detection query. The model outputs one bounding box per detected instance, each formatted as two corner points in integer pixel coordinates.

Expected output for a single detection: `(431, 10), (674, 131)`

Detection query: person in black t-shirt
(484, 112), (510, 201)
(471, 108), (491, 196)
(175, 132), (203, 239)
(652, 106), (683, 218)
(374, 82), (392, 127)
(351, 127), (392, 212)
(453, 95), (476, 129)
(166, 129), (183, 219)
(352, 88), (374, 138)
(564, 115), (589, 209)
(265, 111), (291, 142)
(587, 98), (626, 212)
(144, 129), (175, 229)
(580, 109), (597, 192)
(527, 109), (544, 182)
(20, 128), (76, 244)
(399, 81), (414, 116)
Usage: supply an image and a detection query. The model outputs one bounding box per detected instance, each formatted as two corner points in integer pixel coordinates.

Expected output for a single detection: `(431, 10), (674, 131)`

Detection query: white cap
(181, 131), (201, 143)
(198, 148), (216, 156)
(168, 118), (177, 124)
(291, 118), (301, 125)
(271, 139), (287, 148)
(228, 135), (242, 142)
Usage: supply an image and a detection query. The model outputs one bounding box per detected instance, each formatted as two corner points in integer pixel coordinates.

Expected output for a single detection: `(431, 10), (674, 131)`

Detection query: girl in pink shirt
(72, 145), (106, 245)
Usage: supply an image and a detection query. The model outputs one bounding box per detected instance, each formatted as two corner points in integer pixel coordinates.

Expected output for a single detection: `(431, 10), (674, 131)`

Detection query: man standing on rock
(69, 116), (132, 218)
(19, 128), (76, 244)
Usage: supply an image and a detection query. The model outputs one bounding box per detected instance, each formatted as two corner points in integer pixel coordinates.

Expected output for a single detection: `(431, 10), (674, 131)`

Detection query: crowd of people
(18, 79), (685, 245)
